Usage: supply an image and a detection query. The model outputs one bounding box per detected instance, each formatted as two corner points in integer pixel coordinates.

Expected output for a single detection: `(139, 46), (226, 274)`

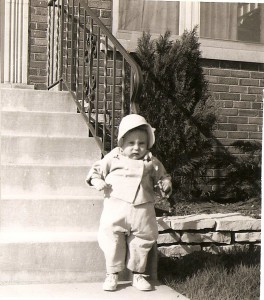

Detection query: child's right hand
(90, 178), (110, 191)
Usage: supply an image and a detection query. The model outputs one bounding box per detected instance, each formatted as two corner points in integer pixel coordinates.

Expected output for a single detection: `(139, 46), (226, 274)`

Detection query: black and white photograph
(0, 0), (262, 299)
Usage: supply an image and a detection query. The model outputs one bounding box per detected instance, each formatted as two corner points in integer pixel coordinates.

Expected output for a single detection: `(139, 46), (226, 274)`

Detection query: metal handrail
(47, 0), (143, 154)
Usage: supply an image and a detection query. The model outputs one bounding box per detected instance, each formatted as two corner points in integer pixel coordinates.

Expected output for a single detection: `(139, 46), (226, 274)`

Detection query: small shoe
(103, 273), (118, 291)
(132, 274), (152, 291)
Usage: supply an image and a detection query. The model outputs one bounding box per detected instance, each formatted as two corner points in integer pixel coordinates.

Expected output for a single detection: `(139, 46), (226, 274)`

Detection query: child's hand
(90, 178), (110, 191)
(158, 179), (172, 197)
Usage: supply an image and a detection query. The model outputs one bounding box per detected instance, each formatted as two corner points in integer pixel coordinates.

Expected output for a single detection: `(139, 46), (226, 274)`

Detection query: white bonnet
(117, 114), (155, 148)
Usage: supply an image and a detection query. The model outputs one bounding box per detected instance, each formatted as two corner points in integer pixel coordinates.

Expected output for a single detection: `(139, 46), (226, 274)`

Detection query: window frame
(112, 0), (264, 64)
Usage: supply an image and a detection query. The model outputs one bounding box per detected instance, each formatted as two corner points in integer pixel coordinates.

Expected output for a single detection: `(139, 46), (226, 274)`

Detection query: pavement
(0, 281), (189, 300)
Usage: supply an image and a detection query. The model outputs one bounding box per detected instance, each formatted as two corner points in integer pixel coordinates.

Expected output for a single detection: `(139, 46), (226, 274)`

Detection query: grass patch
(158, 246), (260, 300)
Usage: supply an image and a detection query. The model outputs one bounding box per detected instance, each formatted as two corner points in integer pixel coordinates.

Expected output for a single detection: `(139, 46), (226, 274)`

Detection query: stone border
(157, 213), (261, 257)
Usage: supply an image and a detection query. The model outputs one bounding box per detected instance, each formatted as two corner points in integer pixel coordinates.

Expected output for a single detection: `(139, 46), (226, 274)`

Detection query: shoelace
(106, 274), (117, 281)
(134, 274), (149, 281)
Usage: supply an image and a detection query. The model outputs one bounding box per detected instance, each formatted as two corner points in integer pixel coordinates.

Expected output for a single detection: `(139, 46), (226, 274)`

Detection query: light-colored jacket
(86, 147), (171, 205)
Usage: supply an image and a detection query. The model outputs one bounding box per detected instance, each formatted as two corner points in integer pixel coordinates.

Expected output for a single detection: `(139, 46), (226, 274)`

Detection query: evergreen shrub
(134, 28), (262, 206)
(135, 28), (217, 202)
(209, 140), (261, 203)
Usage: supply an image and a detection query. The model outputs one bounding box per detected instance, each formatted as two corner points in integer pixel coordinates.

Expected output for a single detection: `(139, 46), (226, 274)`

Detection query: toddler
(86, 114), (172, 291)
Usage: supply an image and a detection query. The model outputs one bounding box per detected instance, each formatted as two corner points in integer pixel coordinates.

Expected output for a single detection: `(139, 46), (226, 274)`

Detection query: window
(237, 3), (262, 43)
(118, 0), (179, 35)
(200, 2), (264, 43)
(113, 1), (264, 63)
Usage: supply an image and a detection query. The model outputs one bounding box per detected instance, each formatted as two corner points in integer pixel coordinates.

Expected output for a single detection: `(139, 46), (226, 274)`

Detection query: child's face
(121, 129), (148, 160)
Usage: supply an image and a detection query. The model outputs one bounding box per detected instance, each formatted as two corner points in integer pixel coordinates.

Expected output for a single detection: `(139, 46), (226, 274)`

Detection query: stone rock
(157, 232), (181, 244)
(181, 232), (231, 244)
(156, 217), (171, 232)
(168, 214), (216, 230)
(235, 232), (261, 242)
(158, 245), (201, 257)
(203, 244), (243, 254)
(215, 214), (261, 231)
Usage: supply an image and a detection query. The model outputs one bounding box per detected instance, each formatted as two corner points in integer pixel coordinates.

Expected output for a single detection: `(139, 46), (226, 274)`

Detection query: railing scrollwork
(47, 0), (143, 154)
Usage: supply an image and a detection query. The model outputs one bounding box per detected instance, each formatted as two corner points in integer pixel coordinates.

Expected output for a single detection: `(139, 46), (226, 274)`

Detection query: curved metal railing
(47, 0), (143, 154)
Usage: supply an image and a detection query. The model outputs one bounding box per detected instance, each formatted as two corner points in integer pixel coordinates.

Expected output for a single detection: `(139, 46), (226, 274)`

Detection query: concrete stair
(2, 165), (95, 195)
(0, 86), (187, 299)
(0, 87), (105, 283)
(1, 110), (91, 137)
(1, 88), (78, 112)
(2, 136), (100, 165)
(0, 195), (103, 232)
(0, 232), (105, 284)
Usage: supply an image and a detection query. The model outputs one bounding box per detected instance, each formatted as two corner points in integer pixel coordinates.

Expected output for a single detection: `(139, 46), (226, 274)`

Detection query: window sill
(116, 30), (264, 64)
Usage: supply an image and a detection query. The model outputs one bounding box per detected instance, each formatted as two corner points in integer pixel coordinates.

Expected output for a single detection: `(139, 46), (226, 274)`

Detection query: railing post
(76, 1), (80, 94)
(0, 0), (5, 83)
(65, 0), (69, 83)
(111, 46), (116, 149)
(55, 0), (60, 83)
(103, 35), (108, 151)
(95, 27), (100, 136)
(121, 57), (125, 118)
(47, 4), (51, 87)
(59, 0), (65, 91)
(81, 10), (87, 112)
(70, 0), (74, 91)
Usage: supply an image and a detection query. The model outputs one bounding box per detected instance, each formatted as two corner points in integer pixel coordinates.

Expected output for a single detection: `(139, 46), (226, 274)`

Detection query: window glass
(200, 2), (264, 43)
(118, 0), (179, 35)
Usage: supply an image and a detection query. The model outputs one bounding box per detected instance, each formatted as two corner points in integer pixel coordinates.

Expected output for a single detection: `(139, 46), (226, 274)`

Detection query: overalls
(86, 148), (170, 273)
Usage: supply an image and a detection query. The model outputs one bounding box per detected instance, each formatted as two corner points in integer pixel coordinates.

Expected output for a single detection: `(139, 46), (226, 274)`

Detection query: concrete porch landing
(0, 281), (189, 300)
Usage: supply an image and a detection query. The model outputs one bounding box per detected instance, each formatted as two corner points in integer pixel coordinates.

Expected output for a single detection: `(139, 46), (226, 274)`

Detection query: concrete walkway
(0, 281), (189, 300)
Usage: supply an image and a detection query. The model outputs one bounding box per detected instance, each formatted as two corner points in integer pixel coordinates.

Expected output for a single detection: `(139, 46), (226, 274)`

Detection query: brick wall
(28, 1), (263, 148)
(157, 213), (261, 257)
(85, 0), (112, 29)
(28, 0), (112, 90)
(29, 0), (48, 90)
(202, 59), (264, 145)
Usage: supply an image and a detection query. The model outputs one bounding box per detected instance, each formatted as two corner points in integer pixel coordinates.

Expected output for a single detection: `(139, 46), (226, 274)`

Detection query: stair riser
(0, 198), (103, 232)
(0, 89), (76, 112)
(2, 136), (100, 165)
(2, 166), (93, 196)
(0, 240), (105, 283)
(1, 111), (89, 137)
(0, 87), (107, 285)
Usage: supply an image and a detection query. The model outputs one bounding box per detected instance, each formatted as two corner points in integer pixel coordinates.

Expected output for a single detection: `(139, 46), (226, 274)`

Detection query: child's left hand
(158, 179), (172, 198)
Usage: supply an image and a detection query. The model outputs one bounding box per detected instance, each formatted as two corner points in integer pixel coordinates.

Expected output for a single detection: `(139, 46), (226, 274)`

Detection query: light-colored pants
(98, 197), (159, 274)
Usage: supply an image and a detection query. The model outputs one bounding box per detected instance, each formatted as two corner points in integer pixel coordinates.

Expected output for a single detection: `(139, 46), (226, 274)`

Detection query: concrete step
(2, 165), (93, 196)
(0, 195), (103, 232)
(1, 110), (89, 137)
(0, 232), (105, 284)
(0, 88), (76, 113)
(0, 281), (189, 300)
(2, 135), (100, 165)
